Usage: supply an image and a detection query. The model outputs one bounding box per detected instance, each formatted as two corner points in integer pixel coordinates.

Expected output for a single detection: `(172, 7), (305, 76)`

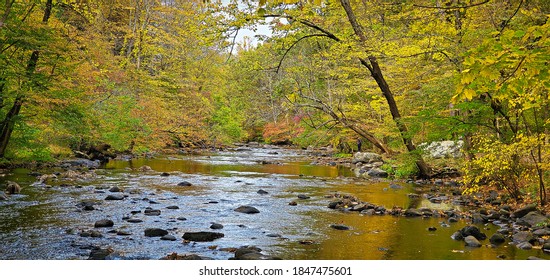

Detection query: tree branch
(413, 0), (490, 10)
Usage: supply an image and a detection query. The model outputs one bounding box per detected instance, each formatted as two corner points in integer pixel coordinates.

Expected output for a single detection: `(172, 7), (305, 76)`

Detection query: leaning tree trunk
(0, 0), (53, 158)
(339, 0), (432, 178)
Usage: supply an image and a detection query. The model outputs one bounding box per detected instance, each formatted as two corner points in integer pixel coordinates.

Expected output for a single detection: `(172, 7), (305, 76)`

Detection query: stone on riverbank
(512, 231), (535, 244)
(88, 247), (114, 260)
(144, 228), (168, 237)
(366, 168), (388, 178)
(352, 152), (382, 164)
(512, 205), (537, 218)
(234, 205), (260, 214)
(519, 212), (548, 227)
(182, 231), (224, 242)
(94, 219), (114, 228)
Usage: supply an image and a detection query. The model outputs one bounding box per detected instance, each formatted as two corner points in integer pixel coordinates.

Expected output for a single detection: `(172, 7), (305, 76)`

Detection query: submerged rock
(234, 206), (260, 214)
(182, 231), (224, 242)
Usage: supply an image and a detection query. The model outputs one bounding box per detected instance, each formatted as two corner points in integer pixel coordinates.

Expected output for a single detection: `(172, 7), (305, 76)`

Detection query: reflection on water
(0, 148), (548, 260)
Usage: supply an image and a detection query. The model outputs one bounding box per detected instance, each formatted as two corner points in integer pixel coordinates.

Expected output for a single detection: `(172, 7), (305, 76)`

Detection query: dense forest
(1, 0), (548, 206)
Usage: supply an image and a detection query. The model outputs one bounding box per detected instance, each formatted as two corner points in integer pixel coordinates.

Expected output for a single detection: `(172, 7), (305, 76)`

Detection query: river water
(0, 147), (548, 260)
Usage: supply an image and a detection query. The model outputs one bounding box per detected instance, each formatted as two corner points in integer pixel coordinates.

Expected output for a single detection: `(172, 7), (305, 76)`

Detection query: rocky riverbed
(0, 146), (549, 260)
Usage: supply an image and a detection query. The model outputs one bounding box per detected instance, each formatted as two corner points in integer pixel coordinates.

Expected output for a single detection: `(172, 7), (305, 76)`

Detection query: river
(0, 146), (548, 260)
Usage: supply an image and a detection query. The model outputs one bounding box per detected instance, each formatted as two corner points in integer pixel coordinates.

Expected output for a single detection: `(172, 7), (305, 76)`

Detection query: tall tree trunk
(0, 0), (52, 158)
(339, 0), (432, 177)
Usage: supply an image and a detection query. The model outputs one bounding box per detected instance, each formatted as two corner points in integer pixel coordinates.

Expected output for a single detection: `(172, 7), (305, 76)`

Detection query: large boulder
(5, 181), (21, 194)
(459, 225), (487, 240)
(512, 205), (537, 219)
(352, 152), (383, 164)
(519, 212), (548, 227)
(419, 140), (463, 159)
(366, 168), (388, 178)
(182, 231), (224, 242)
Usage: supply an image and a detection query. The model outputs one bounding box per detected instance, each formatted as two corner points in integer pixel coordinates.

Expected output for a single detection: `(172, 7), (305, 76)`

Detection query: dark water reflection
(0, 148), (548, 260)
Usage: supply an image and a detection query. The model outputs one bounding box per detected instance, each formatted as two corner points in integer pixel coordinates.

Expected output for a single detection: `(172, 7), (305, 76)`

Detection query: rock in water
(109, 186), (123, 193)
(88, 247), (114, 260)
(177, 181), (192, 186)
(0, 191), (8, 200)
(464, 236), (482, 247)
(517, 242), (533, 250)
(489, 233), (506, 244)
(105, 194), (124, 200)
(330, 224), (350, 230)
(182, 232), (224, 242)
(160, 235), (177, 241)
(144, 228), (168, 237)
(234, 206), (260, 214)
(210, 223), (224, 230)
(257, 189), (269, 195)
(460, 225), (487, 240)
(366, 168), (388, 178)
(5, 181), (21, 194)
(94, 219), (114, 228)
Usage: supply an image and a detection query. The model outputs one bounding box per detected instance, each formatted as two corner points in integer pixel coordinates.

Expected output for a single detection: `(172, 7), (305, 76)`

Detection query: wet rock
(83, 205), (95, 211)
(512, 204), (537, 219)
(176, 181), (192, 187)
(94, 219), (114, 228)
(160, 172), (170, 177)
(517, 242), (533, 250)
(266, 233), (282, 238)
(80, 230), (103, 238)
(88, 247), (114, 260)
(144, 208), (161, 216)
(542, 243), (550, 253)
(182, 231), (224, 242)
(126, 218), (143, 223)
(460, 225), (487, 240)
(64, 159), (101, 169)
(404, 208), (422, 217)
(105, 194), (125, 201)
(117, 230), (132, 236)
(177, 217), (187, 221)
(257, 189), (269, 195)
(144, 228), (168, 237)
(137, 165), (153, 172)
(234, 205), (260, 214)
(160, 253), (207, 260)
(366, 168), (388, 178)
(109, 186), (123, 193)
(519, 212), (548, 227)
(389, 183), (404, 189)
(489, 233), (506, 244)
(464, 236), (482, 247)
(234, 246), (262, 259)
(533, 228), (550, 236)
(166, 205), (179, 209)
(448, 217), (459, 223)
(160, 235), (177, 241)
(210, 223), (224, 230)
(297, 194), (310, 199)
(288, 201), (297, 206)
(513, 231), (535, 244)
(5, 181), (21, 194)
(428, 227), (437, 231)
(472, 213), (487, 224)
(330, 224), (350, 230)
(0, 191), (7, 200)
(451, 231), (464, 241)
(352, 152), (382, 164)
